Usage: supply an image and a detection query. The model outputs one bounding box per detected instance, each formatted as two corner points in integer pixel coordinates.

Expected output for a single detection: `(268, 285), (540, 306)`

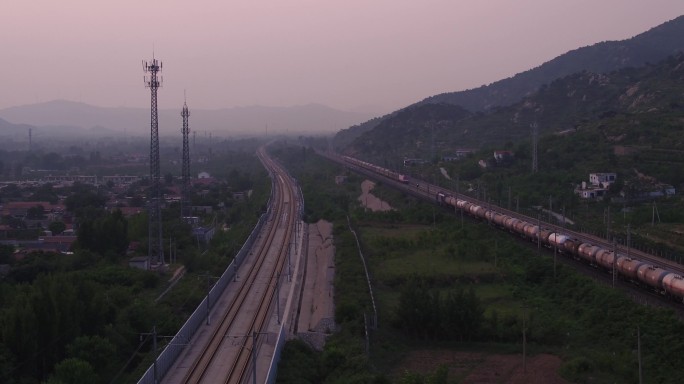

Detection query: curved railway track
(177, 147), (297, 384)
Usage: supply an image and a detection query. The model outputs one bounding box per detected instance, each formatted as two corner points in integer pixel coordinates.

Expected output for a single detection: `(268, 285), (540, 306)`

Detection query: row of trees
(394, 277), (483, 341)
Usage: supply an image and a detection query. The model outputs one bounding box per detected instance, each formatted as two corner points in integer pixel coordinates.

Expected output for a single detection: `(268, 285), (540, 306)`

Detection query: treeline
(394, 277), (483, 341)
(0, 148), (272, 383)
(0, 262), (168, 383)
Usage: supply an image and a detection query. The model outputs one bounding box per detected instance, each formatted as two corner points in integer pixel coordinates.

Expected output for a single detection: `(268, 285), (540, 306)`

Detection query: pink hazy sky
(2, 0), (683, 114)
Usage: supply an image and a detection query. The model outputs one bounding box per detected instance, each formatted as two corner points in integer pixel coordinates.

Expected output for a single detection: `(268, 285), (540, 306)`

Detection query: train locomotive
(436, 192), (684, 303)
(342, 156), (410, 184)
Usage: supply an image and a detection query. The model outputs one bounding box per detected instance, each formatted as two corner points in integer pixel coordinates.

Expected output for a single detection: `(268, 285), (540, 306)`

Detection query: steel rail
(180, 154), (288, 383)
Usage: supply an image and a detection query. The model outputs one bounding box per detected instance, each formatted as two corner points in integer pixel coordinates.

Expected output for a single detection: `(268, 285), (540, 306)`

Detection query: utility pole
(554, 240), (557, 279)
(627, 224), (631, 260)
(522, 305), (528, 374)
(606, 206), (611, 240)
(531, 122), (538, 173)
(508, 186), (511, 210)
(637, 325), (643, 384)
(537, 214), (541, 256)
(140, 326), (158, 384)
(613, 236), (617, 288)
(201, 273), (219, 325)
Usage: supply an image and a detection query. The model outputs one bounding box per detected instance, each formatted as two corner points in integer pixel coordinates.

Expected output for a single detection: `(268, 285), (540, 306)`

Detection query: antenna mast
(143, 55), (164, 268)
(181, 95), (191, 220)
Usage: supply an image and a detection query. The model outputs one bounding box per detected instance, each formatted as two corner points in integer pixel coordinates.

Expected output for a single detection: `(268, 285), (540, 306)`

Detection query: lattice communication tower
(181, 97), (191, 219)
(143, 56), (164, 267)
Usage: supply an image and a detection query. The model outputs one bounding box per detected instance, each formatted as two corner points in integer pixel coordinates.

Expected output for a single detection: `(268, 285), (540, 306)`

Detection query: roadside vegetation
(0, 144), (270, 384)
(275, 143), (684, 384)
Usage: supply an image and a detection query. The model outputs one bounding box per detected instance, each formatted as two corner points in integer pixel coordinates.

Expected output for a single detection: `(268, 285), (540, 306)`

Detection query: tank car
(493, 214), (509, 227)
(539, 228), (554, 246)
(617, 258), (646, 281)
(662, 274), (684, 302)
(469, 204), (483, 217)
(504, 217), (520, 232)
(594, 249), (622, 270)
(562, 238), (581, 255)
(511, 220), (525, 234)
(637, 265), (669, 292)
(577, 243), (601, 264)
(548, 233), (569, 249)
(522, 223), (540, 239)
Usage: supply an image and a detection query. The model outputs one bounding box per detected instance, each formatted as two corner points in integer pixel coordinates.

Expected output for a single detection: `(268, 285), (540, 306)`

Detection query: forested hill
(334, 15), (684, 150)
(419, 15), (684, 111)
(342, 53), (684, 162)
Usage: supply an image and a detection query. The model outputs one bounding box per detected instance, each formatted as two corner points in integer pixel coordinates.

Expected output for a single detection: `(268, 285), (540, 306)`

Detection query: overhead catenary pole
(531, 122), (538, 173)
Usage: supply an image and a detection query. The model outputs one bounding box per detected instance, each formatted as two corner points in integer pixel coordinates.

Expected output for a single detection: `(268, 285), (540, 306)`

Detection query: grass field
(276, 147), (684, 384)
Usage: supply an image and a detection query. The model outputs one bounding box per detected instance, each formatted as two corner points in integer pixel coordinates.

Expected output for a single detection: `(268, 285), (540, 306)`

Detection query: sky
(2, 1), (684, 115)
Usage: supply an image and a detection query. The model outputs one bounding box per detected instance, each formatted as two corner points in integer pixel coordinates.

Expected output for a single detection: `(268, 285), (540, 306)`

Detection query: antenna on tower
(181, 94), (191, 222)
(28, 128), (32, 152)
(531, 122), (538, 173)
(143, 53), (164, 268)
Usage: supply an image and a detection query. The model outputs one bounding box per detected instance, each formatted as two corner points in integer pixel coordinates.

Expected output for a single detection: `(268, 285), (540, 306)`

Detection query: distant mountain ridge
(334, 15), (684, 149)
(419, 15), (684, 111)
(0, 100), (373, 137)
(343, 52), (684, 162)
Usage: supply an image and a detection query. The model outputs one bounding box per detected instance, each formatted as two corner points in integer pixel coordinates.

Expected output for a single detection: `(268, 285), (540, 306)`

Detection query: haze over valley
(3, 2), (684, 384)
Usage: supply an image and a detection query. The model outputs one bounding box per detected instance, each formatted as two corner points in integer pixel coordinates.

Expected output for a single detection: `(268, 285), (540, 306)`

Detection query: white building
(576, 171), (617, 200)
(589, 173), (616, 188)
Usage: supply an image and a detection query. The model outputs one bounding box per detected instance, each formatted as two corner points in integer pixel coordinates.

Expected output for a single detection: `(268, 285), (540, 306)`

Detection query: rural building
(589, 173), (617, 187)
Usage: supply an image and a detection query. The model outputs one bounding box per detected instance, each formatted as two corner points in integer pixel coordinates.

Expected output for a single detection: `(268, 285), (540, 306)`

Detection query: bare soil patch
(359, 180), (393, 212)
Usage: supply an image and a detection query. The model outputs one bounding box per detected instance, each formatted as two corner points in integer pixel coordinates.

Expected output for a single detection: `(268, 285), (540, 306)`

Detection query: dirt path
(359, 179), (393, 212)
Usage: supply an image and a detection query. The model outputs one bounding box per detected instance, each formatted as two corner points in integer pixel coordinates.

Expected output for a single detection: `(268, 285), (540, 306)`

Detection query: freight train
(435, 192), (684, 303)
(342, 156), (410, 184)
(340, 154), (684, 304)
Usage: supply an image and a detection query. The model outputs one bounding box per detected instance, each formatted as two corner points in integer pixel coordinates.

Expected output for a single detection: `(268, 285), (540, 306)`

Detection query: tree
(48, 221), (67, 235)
(77, 210), (128, 256)
(0, 244), (15, 264)
(41, 153), (64, 170)
(65, 336), (117, 381)
(26, 205), (46, 219)
(64, 184), (106, 218)
(29, 183), (58, 204)
(46, 358), (98, 384)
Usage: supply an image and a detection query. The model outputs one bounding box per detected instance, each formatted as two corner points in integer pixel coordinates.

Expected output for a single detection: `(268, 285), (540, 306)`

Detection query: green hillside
(334, 15), (684, 150)
(343, 54), (684, 187)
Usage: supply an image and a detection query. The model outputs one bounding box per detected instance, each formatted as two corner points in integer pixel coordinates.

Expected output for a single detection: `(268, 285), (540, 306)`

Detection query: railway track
(319, 151), (684, 281)
(168, 147), (297, 384)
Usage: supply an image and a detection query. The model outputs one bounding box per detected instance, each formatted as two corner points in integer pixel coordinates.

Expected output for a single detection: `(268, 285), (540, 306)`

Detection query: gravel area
(296, 220), (336, 350)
